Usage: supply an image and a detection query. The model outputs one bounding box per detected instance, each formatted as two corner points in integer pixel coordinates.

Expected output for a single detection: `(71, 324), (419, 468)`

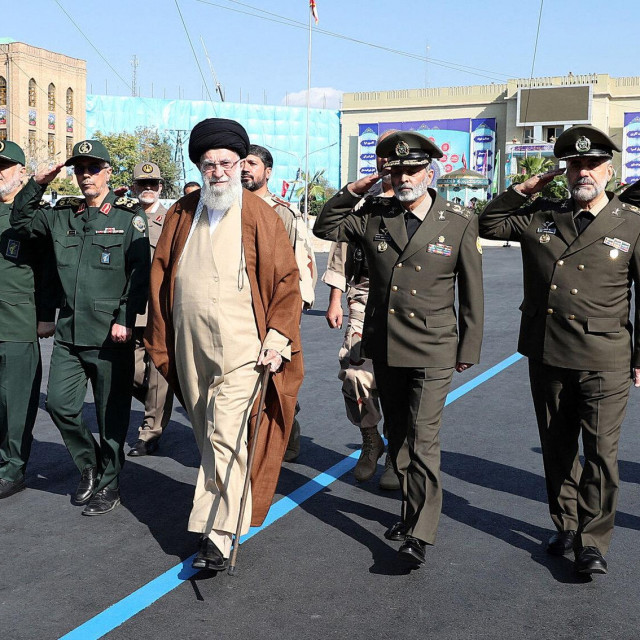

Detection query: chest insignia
(536, 221), (556, 235)
(610, 249), (619, 259)
(603, 236), (630, 253)
(374, 229), (391, 241)
(96, 228), (124, 235)
(100, 251), (111, 264)
(539, 233), (551, 244)
(6, 239), (20, 258)
(132, 215), (146, 233)
(427, 242), (452, 257)
(377, 241), (388, 252)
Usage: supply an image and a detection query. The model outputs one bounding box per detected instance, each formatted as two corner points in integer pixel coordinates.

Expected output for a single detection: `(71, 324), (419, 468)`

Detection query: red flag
(281, 180), (290, 198)
(461, 153), (467, 170)
(309, 0), (319, 24)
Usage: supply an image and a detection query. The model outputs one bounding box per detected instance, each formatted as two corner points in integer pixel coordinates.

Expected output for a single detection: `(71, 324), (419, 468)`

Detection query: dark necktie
(574, 210), (594, 235)
(404, 211), (421, 240)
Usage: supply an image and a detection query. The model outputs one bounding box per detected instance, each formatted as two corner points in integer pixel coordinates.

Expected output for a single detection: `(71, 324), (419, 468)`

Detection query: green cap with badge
(377, 131), (444, 168)
(0, 140), (26, 166)
(64, 139), (111, 166)
(554, 124), (620, 161)
(132, 161), (164, 182)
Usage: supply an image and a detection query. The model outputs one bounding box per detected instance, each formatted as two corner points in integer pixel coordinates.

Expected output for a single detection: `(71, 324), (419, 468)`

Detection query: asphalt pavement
(2, 249), (640, 640)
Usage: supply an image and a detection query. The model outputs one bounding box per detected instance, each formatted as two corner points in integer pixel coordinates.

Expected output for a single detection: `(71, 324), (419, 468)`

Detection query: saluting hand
(258, 348), (283, 373)
(34, 163), (65, 186)
(349, 170), (390, 196)
(111, 323), (132, 344)
(513, 168), (565, 197)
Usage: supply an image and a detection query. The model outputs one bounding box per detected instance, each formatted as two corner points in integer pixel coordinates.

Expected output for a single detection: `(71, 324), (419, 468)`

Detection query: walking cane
(228, 366), (272, 576)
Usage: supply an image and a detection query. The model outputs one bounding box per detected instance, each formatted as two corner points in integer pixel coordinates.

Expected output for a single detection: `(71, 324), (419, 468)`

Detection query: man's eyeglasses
(73, 163), (107, 175)
(201, 159), (243, 174)
(135, 179), (161, 189)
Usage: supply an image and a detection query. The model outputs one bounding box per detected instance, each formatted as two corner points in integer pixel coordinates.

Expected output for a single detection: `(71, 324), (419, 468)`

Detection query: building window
(28, 78), (37, 108)
(66, 88), (74, 115)
(48, 83), (56, 111)
(0, 76), (6, 105)
(48, 133), (55, 157)
(0, 129), (7, 141)
(545, 126), (564, 142)
(66, 136), (73, 158)
(28, 129), (36, 156)
(523, 127), (535, 143)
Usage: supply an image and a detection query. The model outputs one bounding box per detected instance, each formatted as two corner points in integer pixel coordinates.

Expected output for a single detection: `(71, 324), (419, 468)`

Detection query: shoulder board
(621, 202), (640, 215)
(270, 194), (292, 208)
(113, 196), (141, 212)
(446, 201), (472, 219)
(54, 196), (83, 209)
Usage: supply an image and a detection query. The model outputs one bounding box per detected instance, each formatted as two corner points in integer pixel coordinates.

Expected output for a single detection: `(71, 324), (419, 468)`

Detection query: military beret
(133, 161), (163, 182)
(0, 140), (26, 166)
(65, 139), (111, 166)
(554, 125), (620, 160)
(188, 118), (250, 164)
(377, 131), (443, 168)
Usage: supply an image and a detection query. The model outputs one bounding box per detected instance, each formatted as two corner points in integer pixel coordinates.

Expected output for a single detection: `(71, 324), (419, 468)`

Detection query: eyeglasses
(73, 163), (107, 175)
(135, 179), (161, 188)
(201, 159), (243, 174)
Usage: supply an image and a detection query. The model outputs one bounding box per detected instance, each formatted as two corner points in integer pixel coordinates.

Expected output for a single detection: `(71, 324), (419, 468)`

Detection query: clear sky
(7, 0), (640, 108)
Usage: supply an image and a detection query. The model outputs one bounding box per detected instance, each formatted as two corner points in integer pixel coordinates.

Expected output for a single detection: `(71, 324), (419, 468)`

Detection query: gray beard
(571, 180), (604, 203)
(394, 176), (429, 203)
(0, 176), (22, 197)
(137, 192), (159, 205)
(200, 171), (242, 211)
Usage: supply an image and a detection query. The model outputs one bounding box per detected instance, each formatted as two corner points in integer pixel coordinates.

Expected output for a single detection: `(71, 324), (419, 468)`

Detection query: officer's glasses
(135, 179), (161, 189)
(73, 163), (107, 175)
(201, 159), (243, 174)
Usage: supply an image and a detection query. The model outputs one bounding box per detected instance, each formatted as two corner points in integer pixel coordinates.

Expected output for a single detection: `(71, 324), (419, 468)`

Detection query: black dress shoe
(128, 438), (159, 457)
(0, 477), (26, 499)
(384, 521), (408, 542)
(192, 536), (228, 571)
(575, 546), (607, 575)
(74, 466), (97, 504)
(546, 530), (576, 556)
(82, 488), (120, 516)
(398, 536), (427, 567)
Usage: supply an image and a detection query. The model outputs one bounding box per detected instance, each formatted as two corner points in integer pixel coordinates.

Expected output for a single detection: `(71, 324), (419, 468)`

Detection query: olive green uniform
(315, 187), (484, 544)
(0, 199), (57, 482)
(11, 178), (150, 491)
(479, 186), (640, 553)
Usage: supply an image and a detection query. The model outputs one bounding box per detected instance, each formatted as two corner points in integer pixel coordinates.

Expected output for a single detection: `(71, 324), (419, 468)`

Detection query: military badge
(132, 215), (146, 232)
(142, 163), (154, 174)
(377, 241), (388, 252)
(539, 233), (551, 244)
(610, 249), (619, 260)
(575, 136), (591, 153)
(6, 239), (20, 258)
(438, 211), (445, 221)
(101, 251), (111, 264)
(78, 141), (93, 154)
(438, 236), (445, 243)
(476, 237), (483, 254)
(395, 141), (410, 157)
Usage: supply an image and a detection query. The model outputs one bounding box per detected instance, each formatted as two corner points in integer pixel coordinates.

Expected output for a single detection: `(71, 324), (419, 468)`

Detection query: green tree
(48, 176), (81, 196)
(293, 169), (338, 216)
(93, 127), (181, 197)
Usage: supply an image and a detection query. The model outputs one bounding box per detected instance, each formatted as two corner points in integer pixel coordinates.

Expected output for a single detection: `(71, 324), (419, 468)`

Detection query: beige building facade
(341, 74), (640, 194)
(0, 40), (86, 171)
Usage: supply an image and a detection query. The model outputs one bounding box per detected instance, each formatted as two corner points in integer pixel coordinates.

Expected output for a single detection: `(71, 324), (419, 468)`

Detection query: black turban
(188, 118), (250, 164)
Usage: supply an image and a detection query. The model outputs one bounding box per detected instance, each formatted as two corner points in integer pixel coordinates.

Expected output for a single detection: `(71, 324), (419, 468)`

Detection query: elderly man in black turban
(145, 118), (304, 571)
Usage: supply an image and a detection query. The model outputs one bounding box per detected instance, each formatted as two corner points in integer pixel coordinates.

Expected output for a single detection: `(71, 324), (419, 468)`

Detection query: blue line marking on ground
(59, 352), (524, 640)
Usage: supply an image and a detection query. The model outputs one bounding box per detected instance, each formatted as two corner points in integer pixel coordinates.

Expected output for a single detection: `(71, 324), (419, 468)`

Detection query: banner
(357, 123), (379, 178)
(622, 112), (640, 185)
(471, 118), (496, 190)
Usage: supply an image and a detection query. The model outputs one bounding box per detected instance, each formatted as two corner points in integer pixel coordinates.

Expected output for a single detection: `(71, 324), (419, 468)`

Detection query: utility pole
(168, 129), (189, 185)
(131, 55), (139, 97)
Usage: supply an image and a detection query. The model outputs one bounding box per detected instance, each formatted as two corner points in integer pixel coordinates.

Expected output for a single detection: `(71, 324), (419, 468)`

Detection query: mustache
(574, 178), (596, 186)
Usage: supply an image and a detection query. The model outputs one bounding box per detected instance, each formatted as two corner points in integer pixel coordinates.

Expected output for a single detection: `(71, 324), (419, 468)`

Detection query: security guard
(0, 141), (57, 498)
(315, 131), (484, 567)
(11, 139), (150, 515)
(480, 124), (640, 575)
(128, 161), (174, 456)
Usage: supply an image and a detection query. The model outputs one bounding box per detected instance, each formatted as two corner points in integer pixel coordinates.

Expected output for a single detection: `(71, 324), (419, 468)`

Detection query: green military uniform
(11, 177), (149, 493)
(314, 132), (484, 546)
(479, 125), (640, 558)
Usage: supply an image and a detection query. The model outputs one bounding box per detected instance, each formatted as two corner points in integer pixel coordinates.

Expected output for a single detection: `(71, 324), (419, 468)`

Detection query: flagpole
(304, 4), (312, 225)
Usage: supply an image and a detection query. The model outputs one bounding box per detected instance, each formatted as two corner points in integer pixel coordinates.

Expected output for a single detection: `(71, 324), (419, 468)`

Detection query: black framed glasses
(73, 163), (107, 175)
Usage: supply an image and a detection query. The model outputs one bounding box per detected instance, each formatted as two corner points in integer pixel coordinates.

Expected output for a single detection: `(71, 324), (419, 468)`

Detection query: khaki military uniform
(11, 179), (150, 492)
(262, 192), (317, 309)
(315, 186), (484, 544)
(480, 186), (640, 553)
(132, 203), (174, 441)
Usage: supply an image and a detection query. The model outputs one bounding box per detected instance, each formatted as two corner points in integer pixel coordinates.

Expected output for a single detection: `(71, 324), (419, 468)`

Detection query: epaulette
(446, 201), (472, 219)
(621, 202), (640, 215)
(54, 196), (83, 210)
(113, 196), (141, 212)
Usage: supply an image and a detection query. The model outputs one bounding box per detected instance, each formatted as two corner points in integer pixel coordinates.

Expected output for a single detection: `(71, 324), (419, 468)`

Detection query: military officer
(11, 139), (150, 515)
(0, 141), (57, 498)
(128, 162), (174, 456)
(315, 131), (484, 567)
(479, 125), (640, 575)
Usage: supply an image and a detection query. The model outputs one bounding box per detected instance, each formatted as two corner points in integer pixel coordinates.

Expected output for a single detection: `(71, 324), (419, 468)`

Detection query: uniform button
(570, 288), (578, 295)
(408, 312), (415, 318)
(547, 308), (554, 315)
(214, 276), (219, 282)
(389, 308), (395, 314)
(397, 263), (403, 268)
(391, 285), (398, 292)
(550, 284), (557, 290)
(415, 265), (422, 272)
(410, 289), (417, 296)
(557, 260), (564, 266)
(577, 264), (585, 271)
(568, 315), (576, 320)
(213, 298), (218, 303)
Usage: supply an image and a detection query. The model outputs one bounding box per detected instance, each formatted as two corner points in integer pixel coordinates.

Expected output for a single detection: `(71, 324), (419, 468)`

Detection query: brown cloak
(144, 189), (304, 526)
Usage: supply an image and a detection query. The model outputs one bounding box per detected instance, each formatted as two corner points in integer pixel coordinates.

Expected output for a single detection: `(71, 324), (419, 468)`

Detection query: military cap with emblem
(64, 139), (111, 166)
(133, 161), (164, 182)
(554, 124), (621, 161)
(377, 131), (444, 168)
(0, 140), (26, 166)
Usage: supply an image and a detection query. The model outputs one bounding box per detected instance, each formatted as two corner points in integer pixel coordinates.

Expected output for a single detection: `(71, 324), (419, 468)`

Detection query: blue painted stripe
(59, 352), (523, 640)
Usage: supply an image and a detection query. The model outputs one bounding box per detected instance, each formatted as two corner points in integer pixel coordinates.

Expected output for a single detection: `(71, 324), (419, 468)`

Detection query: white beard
(200, 170), (242, 212)
(394, 175), (430, 203)
(0, 176), (22, 197)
